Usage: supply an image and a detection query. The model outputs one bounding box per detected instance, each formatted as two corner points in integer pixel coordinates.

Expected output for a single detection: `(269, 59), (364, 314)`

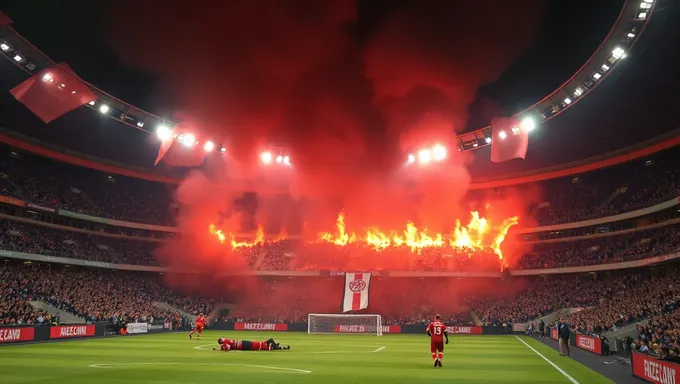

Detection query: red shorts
(195, 325), (204, 331)
(430, 341), (444, 353)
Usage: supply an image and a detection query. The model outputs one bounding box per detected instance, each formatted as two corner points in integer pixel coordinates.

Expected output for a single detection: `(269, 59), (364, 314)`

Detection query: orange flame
(316, 211), (518, 259)
(209, 224), (267, 249)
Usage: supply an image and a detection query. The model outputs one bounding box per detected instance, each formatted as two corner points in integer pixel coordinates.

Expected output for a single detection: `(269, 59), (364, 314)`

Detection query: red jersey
(196, 316), (205, 327)
(220, 339), (267, 351)
(427, 321), (447, 342)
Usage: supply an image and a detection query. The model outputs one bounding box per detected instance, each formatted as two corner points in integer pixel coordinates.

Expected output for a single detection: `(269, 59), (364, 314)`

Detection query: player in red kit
(214, 338), (290, 351)
(189, 314), (206, 340)
(426, 314), (449, 367)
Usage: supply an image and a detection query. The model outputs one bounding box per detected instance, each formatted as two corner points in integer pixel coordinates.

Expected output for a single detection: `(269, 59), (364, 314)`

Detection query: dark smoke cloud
(110, 0), (543, 285)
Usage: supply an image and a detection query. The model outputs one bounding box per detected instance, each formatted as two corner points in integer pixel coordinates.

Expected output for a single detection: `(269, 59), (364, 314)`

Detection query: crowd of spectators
(635, 309), (680, 363)
(2, 144), (680, 228)
(0, 262), (216, 325)
(517, 224), (680, 269)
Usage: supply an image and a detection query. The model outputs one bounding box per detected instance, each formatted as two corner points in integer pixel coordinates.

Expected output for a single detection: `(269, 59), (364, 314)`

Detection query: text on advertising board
(446, 326), (483, 334)
(633, 352), (678, 384)
(0, 327), (35, 343)
(50, 325), (95, 339)
(575, 334), (602, 354)
(234, 323), (288, 331)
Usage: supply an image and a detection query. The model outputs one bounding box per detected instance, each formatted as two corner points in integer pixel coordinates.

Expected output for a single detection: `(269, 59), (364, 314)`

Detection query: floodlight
(520, 117), (536, 132)
(220, 147), (226, 153)
(638, 12), (648, 19)
(417, 149), (432, 164)
(627, 32), (636, 38)
(88, 100), (96, 106)
(601, 64), (610, 72)
(276, 155), (283, 163)
(0, 43), (10, 52)
(407, 153), (415, 164)
(204, 141), (215, 152)
(182, 133), (196, 147)
(472, 142), (478, 148)
(612, 47), (625, 60)
(156, 124), (172, 141)
(640, 2), (652, 9)
(136, 121), (144, 128)
(511, 126), (520, 135)
(592, 72), (602, 80)
(283, 156), (291, 165)
(498, 130), (507, 140)
(432, 145), (447, 161)
(260, 151), (272, 164)
(42, 73), (54, 82)
(573, 87), (584, 97)
(71, 90), (77, 95)
(13, 54), (23, 62)
(563, 97), (572, 105)
(99, 104), (110, 114)
(485, 137), (492, 144)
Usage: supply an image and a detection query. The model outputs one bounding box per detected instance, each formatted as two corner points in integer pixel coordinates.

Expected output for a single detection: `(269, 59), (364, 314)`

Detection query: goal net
(308, 314), (383, 336)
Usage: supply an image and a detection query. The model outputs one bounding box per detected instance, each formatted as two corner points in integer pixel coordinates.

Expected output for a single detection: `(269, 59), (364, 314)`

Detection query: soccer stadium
(0, 1), (679, 383)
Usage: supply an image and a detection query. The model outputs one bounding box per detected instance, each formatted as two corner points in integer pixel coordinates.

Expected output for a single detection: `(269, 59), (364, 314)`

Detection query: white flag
(342, 272), (371, 313)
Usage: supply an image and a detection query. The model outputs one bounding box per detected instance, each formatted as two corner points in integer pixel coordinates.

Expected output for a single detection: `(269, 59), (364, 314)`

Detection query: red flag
(490, 117), (529, 163)
(0, 12), (13, 26)
(154, 123), (207, 167)
(10, 63), (96, 123)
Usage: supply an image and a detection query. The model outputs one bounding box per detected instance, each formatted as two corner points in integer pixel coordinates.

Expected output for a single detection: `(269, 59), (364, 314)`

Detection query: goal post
(308, 314), (383, 336)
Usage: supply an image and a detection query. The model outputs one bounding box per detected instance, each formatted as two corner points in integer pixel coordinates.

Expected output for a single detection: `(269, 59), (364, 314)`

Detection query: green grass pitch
(0, 331), (612, 383)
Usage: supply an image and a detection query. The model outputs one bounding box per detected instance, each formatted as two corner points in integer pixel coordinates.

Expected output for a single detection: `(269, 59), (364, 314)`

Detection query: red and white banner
(446, 326), (483, 334)
(333, 325), (401, 334)
(632, 352), (679, 384)
(234, 323), (288, 331)
(575, 334), (602, 355)
(50, 325), (95, 339)
(0, 327), (35, 343)
(342, 272), (371, 313)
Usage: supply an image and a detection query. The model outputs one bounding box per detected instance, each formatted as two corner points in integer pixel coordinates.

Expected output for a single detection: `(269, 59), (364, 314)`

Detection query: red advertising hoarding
(574, 334), (602, 355)
(632, 352), (679, 384)
(233, 323), (288, 331)
(49, 325), (96, 339)
(551, 328), (558, 340)
(446, 326), (483, 335)
(0, 326), (35, 343)
(332, 325), (402, 334)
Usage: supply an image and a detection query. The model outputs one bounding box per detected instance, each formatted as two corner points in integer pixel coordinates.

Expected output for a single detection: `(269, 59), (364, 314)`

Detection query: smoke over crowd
(109, 0), (544, 308)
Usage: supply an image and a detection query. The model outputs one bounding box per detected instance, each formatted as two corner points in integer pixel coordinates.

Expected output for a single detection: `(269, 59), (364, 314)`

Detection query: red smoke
(109, 0), (544, 296)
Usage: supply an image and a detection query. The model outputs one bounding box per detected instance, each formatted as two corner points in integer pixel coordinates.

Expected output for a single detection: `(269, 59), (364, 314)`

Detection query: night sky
(1, 0), (678, 178)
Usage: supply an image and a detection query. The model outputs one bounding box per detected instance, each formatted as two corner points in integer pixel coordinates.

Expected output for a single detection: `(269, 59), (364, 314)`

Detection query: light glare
(418, 149), (432, 164)
(520, 117), (536, 132)
(99, 104), (110, 114)
(261, 151), (272, 164)
(156, 124), (172, 141)
(204, 141), (215, 152)
(0, 43), (10, 51)
(182, 133), (196, 147)
(498, 130), (507, 140)
(431, 145), (447, 161)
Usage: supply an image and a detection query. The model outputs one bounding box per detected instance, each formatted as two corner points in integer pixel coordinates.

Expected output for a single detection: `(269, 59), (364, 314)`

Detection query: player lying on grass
(426, 314), (449, 368)
(213, 337), (291, 351)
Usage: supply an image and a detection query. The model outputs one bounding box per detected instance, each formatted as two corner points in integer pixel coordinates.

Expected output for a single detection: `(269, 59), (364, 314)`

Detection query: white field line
(514, 336), (579, 384)
(88, 362), (311, 374)
(373, 346), (386, 353)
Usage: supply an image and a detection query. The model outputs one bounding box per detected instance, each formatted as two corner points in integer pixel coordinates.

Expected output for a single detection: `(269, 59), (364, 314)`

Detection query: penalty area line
(514, 336), (579, 384)
(373, 347), (386, 353)
(88, 362), (311, 374)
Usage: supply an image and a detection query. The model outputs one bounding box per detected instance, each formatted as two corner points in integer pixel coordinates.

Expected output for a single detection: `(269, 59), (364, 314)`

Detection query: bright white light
(283, 156), (291, 165)
(260, 151), (272, 164)
(431, 144), (447, 161)
(276, 155), (283, 163)
(204, 141), (215, 152)
(640, 2), (652, 9)
(42, 73), (53, 82)
(593, 72), (602, 80)
(498, 130), (507, 140)
(643, 0), (653, 3)
(627, 32), (636, 38)
(520, 117), (536, 132)
(88, 100), (96, 106)
(407, 153), (415, 164)
(220, 147), (226, 153)
(71, 90), (77, 95)
(638, 12), (648, 19)
(612, 47), (625, 60)
(472, 142), (478, 148)
(99, 104), (110, 114)
(0, 43), (10, 51)
(417, 149), (432, 164)
(156, 124), (172, 141)
(136, 121), (144, 128)
(563, 97), (572, 105)
(13, 54), (23, 62)
(573, 87), (584, 97)
(511, 126), (520, 135)
(485, 137), (492, 144)
(182, 133), (196, 147)
(601, 64), (610, 72)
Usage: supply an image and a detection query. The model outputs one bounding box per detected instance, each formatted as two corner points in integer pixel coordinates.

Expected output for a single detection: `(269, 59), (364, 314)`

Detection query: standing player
(214, 337), (290, 351)
(426, 314), (449, 367)
(189, 313), (206, 340)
